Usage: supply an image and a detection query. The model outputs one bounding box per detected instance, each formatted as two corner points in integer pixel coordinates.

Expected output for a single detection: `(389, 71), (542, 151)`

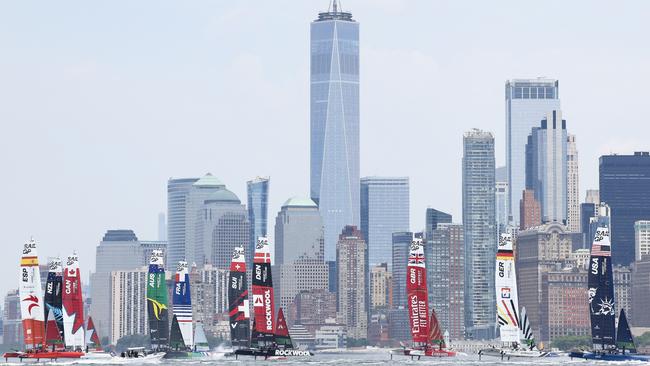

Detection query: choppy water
(2, 350), (638, 366)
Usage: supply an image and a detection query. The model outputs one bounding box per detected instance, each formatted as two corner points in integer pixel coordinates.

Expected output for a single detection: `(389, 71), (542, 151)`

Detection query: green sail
(147, 250), (169, 348)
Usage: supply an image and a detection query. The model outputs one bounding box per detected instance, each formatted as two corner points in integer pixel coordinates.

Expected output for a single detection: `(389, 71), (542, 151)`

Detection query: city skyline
(2, 0), (650, 298)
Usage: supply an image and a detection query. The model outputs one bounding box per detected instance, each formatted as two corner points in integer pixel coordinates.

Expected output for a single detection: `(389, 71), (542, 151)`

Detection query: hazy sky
(1, 1), (649, 297)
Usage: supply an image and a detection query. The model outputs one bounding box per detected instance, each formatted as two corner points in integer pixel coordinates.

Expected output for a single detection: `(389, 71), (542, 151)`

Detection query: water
(2, 350), (636, 366)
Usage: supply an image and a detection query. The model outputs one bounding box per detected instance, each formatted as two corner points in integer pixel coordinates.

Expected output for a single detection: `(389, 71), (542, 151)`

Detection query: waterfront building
(369, 263), (391, 310)
(600, 152), (650, 266)
(516, 223), (579, 340)
(190, 265), (229, 335)
(310, 2), (360, 261)
(167, 177), (199, 268)
(289, 289), (337, 327)
(462, 129), (497, 339)
(520, 189), (542, 230)
(635, 220), (650, 261)
(428, 223), (465, 340)
(388, 307), (410, 342)
(247, 177), (270, 263)
(89, 230), (143, 340)
(614, 265), (632, 322)
(2, 289), (22, 346)
(278, 260), (329, 312)
(542, 268), (589, 342)
(567, 135), (580, 232)
(336, 226), (367, 340)
(632, 258), (650, 327)
(360, 177), (410, 267)
(525, 110), (568, 224)
(110, 268), (148, 344)
(506, 78), (560, 227)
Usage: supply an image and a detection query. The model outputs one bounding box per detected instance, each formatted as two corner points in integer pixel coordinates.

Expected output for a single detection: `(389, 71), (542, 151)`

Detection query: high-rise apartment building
(520, 189), (542, 230)
(310, 2), (360, 261)
(278, 261), (329, 313)
(336, 226), (367, 340)
(369, 263), (391, 310)
(600, 152), (650, 265)
(190, 265), (229, 335)
(360, 177), (410, 267)
(635, 220), (650, 261)
(247, 177), (269, 262)
(425, 208), (452, 236)
(462, 129), (497, 339)
(167, 177), (199, 269)
(506, 78), (561, 227)
(525, 110), (568, 224)
(541, 268), (589, 342)
(89, 230), (144, 340)
(567, 135), (580, 232)
(428, 223), (465, 340)
(110, 268), (148, 344)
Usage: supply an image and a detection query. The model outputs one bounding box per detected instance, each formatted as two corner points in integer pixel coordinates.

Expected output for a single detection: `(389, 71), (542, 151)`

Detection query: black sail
(588, 227), (616, 348)
(169, 315), (185, 350)
(228, 246), (250, 348)
(616, 309), (636, 353)
(44, 259), (65, 342)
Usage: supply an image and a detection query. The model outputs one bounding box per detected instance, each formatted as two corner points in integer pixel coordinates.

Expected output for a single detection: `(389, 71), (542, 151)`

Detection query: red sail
(252, 237), (275, 341)
(275, 308), (289, 337)
(87, 317), (102, 350)
(45, 312), (64, 349)
(62, 254), (85, 348)
(407, 237), (429, 344)
(428, 308), (444, 347)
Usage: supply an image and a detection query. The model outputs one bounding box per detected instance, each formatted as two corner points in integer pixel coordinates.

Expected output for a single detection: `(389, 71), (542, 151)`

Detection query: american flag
(591, 243), (611, 257)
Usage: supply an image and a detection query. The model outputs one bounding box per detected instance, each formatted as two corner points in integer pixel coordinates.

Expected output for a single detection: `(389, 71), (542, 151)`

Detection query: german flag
(496, 250), (513, 260)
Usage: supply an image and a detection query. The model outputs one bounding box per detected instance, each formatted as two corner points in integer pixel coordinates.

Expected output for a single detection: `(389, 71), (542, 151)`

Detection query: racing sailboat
(44, 258), (64, 350)
(146, 250), (169, 351)
(229, 246), (250, 349)
(63, 253), (85, 351)
(479, 233), (548, 359)
(233, 238), (312, 359)
(569, 227), (650, 361)
(393, 236), (455, 359)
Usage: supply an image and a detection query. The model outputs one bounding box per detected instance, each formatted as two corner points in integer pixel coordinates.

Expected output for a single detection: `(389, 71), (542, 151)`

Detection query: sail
(19, 238), (46, 349)
(44, 257), (65, 346)
(519, 306), (535, 347)
(496, 233), (520, 343)
(588, 227), (616, 347)
(406, 237), (429, 344)
(146, 249), (169, 348)
(169, 315), (185, 350)
(194, 322), (209, 352)
(85, 316), (102, 351)
(172, 261), (193, 348)
(62, 252), (85, 349)
(275, 308), (293, 349)
(44, 311), (63, 349)
(616, 309), (636, 353)
(428, 308), (445, 347)
(252, 237), (275, 344)
(228, 246), (250, 348)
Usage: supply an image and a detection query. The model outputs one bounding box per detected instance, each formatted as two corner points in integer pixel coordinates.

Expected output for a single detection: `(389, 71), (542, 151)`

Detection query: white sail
(496, 233), (520, 343)
(173, 261), (194, 348)
(193, 322), (209, 352)
(19, 238), (46, 348)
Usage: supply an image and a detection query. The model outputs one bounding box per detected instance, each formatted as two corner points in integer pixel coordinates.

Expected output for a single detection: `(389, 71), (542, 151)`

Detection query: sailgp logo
(23, 242), (35, 254)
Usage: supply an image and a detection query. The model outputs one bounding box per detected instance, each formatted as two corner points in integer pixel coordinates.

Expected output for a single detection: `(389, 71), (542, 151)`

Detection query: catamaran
(479, 233), (549, 359)
(44, 257), (65, 351)
(392, 236), (456, 359)
(569, 227), (650, 361)
(145, 249), (170, 354)
(233, 238), (312, 359)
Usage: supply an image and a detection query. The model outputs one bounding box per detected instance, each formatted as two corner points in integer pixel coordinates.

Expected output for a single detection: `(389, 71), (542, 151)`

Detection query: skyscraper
(247, 177), (270, 262)
(186, 174), (227, 266)
(167, 177), (199, 268)
(600, 152), (650, 265)
(158, 212), (167, 242)
(391, 232), (412, 310)
(506, 78), (560, 227)
(360, 177), (410, 267)
(462, 129), (497, 339)
(495, 167), (509, 236)
(525, 110), (568, 224)
(336, 225), (367, 340)
(310, 2), (360, 261)
(520, 189), (542, 230)
(567, 135), (580, 232)
(425, 208), (452, 236)
(110, 268), (148, 344)
(89, 230), (144, 339)
(275, 197), (324, 265)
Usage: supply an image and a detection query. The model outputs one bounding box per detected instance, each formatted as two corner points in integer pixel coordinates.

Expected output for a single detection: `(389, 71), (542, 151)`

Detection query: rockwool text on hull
(233, 348), (313, 359)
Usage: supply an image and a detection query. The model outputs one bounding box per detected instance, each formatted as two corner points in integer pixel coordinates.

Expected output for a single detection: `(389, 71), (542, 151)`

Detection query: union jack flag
(409, 253), (425, 265)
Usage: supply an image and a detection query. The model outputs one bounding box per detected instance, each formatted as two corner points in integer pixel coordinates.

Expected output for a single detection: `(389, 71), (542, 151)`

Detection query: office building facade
(310, 3), (360, 261)
(336, 226), (367, 340)
(110, 268), (148, 344)
(247, 177), (270, 262)
(275, 197), (324, 266)
(635, 220), (650, 261)
(600, 152), (650, 265)
(567, 135), (580, 232)
(520, 189), (542, 230)
(425, 208), (452, 236)
(167, 177), (199, 269)
(462, 129), (497, 339)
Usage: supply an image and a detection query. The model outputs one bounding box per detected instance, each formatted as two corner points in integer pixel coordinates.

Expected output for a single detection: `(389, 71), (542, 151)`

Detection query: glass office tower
(310, 2), (360, 261)
(247, 177), (270, 262)
(506, 79), (560, 227)
(462, 129), (497, 340)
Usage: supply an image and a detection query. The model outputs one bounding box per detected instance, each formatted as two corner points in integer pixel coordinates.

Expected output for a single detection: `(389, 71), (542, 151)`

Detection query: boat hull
(234, 348), (313, 358)
(479, 348), (550, 358)
(3, 351), (84, 360)
(569, 351), (650, 361)
(163, 350), (215, 359)
(392, 348), (456, 358)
